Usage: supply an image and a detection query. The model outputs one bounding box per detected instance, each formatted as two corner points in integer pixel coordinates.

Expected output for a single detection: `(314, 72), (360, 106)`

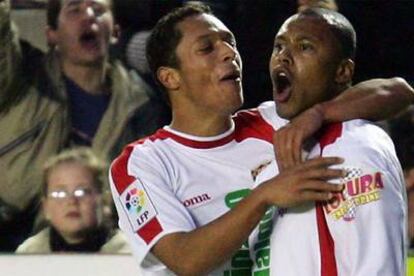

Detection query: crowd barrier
(1, 254), (413, 275)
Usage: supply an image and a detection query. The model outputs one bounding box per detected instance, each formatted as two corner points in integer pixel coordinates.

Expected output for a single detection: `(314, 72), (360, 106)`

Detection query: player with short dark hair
(253, 8), (407, 275)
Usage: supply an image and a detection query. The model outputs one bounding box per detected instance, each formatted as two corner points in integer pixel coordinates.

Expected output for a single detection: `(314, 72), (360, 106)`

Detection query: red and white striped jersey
(109, 102), (286, 275)
(254, 119), (407, 276)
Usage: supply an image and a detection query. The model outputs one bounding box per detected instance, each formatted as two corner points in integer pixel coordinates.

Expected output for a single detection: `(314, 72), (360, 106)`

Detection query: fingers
(299, 190), (335, 202)
(292, 130), (304, 166)
(274, 127), (298, 172)
(296, 181), (344, 204)
(297, 156), (344, 171)
(303, 167), (345, 180)
(301, 180), (344, 193)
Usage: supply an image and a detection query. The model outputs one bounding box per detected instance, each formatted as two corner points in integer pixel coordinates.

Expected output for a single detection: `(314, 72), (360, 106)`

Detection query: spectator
(0, 0), (163, 251)
(16, 148), (130, 253)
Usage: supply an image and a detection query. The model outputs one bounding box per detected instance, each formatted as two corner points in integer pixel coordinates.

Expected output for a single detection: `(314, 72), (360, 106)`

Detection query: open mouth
(79, 31), (99, 49)
(220, 70), (242, 83)
(273, 71), (292, 103)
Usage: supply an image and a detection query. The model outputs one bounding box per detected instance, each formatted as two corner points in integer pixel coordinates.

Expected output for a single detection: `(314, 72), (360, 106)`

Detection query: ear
(110, 24), (121, 45)
(46, 26), (58, 48)
(157, 66), (181, 91)
(335, 58), (354, 85)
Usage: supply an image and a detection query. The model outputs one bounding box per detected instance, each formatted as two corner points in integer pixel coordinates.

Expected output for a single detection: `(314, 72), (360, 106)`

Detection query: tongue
(81, 39), (98, 50)
(274, 84), (291, 103)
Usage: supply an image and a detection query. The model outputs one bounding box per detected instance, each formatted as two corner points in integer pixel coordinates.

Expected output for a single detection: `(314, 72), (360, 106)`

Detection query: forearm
(318, 77), (414, 123)
(152, 185), (269, 276)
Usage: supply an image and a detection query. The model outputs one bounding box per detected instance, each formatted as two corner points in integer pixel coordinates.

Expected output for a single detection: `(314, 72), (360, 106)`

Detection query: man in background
(0, 0), (162, 250)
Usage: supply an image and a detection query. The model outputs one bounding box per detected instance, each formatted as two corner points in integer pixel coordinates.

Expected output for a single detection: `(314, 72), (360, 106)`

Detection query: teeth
(277, 72), (286, 77)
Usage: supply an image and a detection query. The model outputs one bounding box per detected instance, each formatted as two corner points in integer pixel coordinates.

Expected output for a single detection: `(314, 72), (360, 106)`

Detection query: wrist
(250, 182), (273, 211)
(313, 102), (330, 124)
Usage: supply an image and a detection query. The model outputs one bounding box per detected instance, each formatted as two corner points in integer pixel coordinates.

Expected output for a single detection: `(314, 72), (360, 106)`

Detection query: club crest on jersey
(323, 167), (384, 221)
(251, 160), (272, 181)
(121, 180), (158, 231)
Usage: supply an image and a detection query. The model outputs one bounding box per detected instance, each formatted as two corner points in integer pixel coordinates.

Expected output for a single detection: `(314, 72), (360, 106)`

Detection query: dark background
(113, 0), (414, 109)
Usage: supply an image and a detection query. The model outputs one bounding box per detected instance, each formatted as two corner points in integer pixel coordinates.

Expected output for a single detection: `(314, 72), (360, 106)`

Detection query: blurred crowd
(0, 0), (413, 255)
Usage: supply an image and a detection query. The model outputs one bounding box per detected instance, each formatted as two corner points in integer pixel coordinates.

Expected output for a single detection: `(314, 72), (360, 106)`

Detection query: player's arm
(275, 77), (414, 171)
(152, 157), (344, 276)
(112, 154), (344, 276)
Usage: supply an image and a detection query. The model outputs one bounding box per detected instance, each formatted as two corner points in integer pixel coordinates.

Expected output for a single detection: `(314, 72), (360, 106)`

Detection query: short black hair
(146, 2), (212, 97)
(47, 0), (113, 30)
(299, 8), (357, 60)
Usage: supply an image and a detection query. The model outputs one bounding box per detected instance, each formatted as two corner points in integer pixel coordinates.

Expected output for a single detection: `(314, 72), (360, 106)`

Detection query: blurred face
(270, 15), (342, 119)
(47, 0), (116, 66)
(173, 14), (243, 117)
(43, 162), (102, 243)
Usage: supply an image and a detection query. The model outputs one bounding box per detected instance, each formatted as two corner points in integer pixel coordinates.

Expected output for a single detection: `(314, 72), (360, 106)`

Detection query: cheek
(47, 207), (64, 224)
(81, 200), (100, 224)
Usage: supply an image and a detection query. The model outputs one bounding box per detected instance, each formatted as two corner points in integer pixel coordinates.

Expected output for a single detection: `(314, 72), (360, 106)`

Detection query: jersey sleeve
(109, 145), (196, 271)
(319, 124), (407, 275)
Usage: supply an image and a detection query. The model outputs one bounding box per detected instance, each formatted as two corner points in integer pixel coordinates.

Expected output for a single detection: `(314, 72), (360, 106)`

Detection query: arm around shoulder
(319, 77), (414, 123)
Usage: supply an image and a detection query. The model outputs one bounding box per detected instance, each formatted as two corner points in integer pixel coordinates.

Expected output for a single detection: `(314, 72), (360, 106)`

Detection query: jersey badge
(323, 166), (385, 221)
(120, 180), (162, 244)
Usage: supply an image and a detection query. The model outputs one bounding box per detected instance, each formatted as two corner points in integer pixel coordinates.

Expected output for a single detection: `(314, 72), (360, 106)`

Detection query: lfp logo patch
(125, 188), (145, 214)
(121, 180), (159, 237)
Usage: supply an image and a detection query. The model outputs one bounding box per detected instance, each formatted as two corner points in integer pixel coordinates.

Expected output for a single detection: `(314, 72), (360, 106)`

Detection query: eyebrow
(64, 0), (82, 8)
(275, 34), (318, 42)
(196, 31), (235, 43)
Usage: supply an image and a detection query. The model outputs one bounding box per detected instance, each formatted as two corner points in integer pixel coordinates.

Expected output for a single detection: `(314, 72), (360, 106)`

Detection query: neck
(170, 110), (233, 137)
(62, 60), (108, 95)
(61, 232), (88, 245)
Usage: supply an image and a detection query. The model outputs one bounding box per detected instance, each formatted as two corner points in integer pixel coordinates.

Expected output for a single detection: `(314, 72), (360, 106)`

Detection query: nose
(65, 194), (80, 205)
(78, 4), (97, 23)
(276, 47), (292, 66)
(85, 6), (96, 19)
(220, 41), (237, 63)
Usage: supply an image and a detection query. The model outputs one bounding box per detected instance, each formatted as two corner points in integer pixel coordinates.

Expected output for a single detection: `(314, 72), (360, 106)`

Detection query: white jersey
(109, 102), (285, 275)
(254, 119), (407, 276)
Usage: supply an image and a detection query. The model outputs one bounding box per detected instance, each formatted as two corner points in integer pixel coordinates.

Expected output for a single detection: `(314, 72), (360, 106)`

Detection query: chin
(276, 106), (295, 120)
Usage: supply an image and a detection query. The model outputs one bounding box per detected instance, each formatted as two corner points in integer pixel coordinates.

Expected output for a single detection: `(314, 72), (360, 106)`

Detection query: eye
(67, 6), (80, 14)
(49, 190), (68, 199)
(198, 42), (214, 53)
(226, 37), (237, 47)
(74, 187), (93, 198)
(299, 42), (314, 52)
(91, 3), (106, 16)
(273, 42), (283, 53)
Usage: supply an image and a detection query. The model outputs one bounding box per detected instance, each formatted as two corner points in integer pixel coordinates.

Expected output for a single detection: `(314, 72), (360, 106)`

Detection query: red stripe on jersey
(317, 122), (343, 276)
(233, 109), (273, 143)
(146, 109), (273, 149)
(137, 217), (163, 244)
(111, 142), (144, 195)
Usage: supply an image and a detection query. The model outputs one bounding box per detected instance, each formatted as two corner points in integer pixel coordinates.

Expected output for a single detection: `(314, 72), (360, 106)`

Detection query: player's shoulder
(322, 120), (396, 160)
(111, 128), (169, 169)
(342, 119), (394, 150)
